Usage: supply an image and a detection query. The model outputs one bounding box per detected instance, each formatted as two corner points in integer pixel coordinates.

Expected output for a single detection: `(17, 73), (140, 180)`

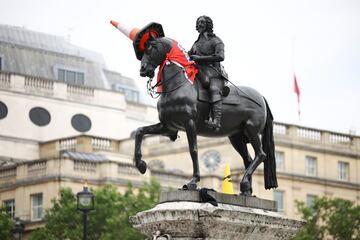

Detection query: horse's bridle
(146, 62), (190, 98)
(145, 40), (190, 98)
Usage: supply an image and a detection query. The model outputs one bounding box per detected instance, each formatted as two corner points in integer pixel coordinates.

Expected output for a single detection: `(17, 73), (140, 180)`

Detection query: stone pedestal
(130, 190), (304, 240)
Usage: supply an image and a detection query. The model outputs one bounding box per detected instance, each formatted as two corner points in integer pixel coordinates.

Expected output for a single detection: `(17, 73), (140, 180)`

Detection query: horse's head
(140, 37), (172, 78)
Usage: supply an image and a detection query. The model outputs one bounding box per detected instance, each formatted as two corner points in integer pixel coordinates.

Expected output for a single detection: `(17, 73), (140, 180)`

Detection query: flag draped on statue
(294, 74), (301, 119)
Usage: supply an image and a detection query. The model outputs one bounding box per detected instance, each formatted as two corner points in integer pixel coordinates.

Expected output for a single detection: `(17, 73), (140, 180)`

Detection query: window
(0, 101), (8, 119)
(305, 156), (317, 176)
(306, 194), (317, 207)
(29, 107), (51, 126)
(275, 151), (285, 171)
(274, 190), (285, 213)
(337, 161), (349, 181)
(57, 68), (85, 85)
(3, 199), (15, 218)
(112, 84), (140, 102)
(71, 114), (92, 132)
(124, 90), (139, 102)
(31, 193), (43, 220)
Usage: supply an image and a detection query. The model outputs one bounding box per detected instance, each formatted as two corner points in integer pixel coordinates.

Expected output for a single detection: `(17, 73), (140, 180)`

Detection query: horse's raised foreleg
(134, 122), (171, 174)
(240, 123), (266, 196)
(183, 119), (200, 190)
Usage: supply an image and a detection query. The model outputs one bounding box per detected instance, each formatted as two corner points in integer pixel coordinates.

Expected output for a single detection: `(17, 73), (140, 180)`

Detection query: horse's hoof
(169, 134), (178, 142)
(240, 181), (252, 195)
(136, 160), (147, 174)
(240, 190), (252, 197)
(182, 183), (197, 190)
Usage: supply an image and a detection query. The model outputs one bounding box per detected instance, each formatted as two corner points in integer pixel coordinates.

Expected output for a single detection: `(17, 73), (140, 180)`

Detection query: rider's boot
(205, 100), (222, 131)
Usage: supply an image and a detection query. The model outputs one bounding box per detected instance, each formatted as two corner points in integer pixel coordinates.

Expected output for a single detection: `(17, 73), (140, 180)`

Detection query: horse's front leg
(183, 119), (200, 190)
(134, 122), (169, 174)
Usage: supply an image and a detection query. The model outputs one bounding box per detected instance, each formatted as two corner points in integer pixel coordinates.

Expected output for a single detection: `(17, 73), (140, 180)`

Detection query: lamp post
(12, 218), (24, 240)
(77, 183), (94, 240)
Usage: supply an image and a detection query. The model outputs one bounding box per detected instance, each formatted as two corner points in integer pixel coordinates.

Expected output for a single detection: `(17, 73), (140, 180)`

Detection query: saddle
(196, 80), (241, 105)
(193, 64), (240, 105)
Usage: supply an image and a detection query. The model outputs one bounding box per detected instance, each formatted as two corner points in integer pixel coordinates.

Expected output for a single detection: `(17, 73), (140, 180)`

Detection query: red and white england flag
(294, 74), (301, 119)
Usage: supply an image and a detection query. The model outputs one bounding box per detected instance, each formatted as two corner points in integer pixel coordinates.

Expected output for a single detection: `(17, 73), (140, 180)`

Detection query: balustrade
(0, 72), (11, 88)
(273, 123), (287, 135)
(92, 137), (112, 151)
(0, 168), (16, 186)
(59, 138), (77, 151)
(27, 161), (47, 176)
(118, 164), (139, 176)
(329, 133), (352, 144)
(297, 128), (321, 141)
(73, 160), (97, 172)
(25, 76), (54, 90)
(67, 84), (94, 97)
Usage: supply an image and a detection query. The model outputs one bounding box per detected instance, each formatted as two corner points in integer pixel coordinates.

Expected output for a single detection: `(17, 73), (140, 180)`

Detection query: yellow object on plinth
(222, 163), (234, 194)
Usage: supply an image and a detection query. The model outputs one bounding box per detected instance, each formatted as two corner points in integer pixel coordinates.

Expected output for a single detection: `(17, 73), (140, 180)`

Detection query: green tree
(29, 179), (161, 240)
(0, 206), (14, 240)
(294, 197), (360, 240)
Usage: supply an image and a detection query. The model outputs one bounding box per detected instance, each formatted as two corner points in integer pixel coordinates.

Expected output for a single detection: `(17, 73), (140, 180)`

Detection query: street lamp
(77, 183), (94, 240)
(12, 218), (24, 240)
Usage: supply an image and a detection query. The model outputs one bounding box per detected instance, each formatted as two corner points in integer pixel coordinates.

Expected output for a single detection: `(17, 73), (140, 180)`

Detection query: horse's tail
(262, 97), (278, 189)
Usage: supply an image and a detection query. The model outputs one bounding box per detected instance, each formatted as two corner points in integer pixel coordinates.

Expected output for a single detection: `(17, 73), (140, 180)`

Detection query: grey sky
(1, 0), (359, 134)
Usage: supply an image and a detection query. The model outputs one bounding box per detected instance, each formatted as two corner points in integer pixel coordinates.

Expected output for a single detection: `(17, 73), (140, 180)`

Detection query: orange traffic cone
(110, 20), (139, 41)
(110, 20), (165, 60)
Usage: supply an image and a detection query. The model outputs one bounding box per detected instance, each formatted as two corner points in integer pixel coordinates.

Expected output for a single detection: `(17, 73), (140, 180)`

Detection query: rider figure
(189, 16), (226, 131)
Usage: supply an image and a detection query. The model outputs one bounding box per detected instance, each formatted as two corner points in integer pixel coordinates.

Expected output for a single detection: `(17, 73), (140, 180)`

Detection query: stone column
(130, 190), (304, 240)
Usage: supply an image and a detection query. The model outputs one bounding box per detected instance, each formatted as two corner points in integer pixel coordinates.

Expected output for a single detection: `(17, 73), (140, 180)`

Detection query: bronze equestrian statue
(110, 18), (278, 196)
(189, 16), (228, 131)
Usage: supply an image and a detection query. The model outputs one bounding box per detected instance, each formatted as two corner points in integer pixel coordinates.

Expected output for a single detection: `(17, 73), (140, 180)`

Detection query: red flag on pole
(294, 74), (301, 119)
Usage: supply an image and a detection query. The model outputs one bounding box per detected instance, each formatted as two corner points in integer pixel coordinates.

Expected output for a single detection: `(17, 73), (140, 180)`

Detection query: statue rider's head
(196, 16), (214, 36)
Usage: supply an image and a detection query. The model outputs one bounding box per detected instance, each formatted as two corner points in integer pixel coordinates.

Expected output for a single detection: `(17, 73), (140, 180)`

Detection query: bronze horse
(134, 36), (277, 196)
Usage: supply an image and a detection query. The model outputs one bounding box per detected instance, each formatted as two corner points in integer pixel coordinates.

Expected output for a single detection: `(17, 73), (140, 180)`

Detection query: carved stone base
(130, 191), (304, 240)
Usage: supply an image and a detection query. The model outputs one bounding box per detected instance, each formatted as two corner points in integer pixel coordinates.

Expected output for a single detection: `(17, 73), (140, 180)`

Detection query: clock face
(201, 150), (221, 173)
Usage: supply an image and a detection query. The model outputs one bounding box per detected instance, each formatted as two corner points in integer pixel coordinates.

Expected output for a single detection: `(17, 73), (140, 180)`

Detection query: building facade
(0, 25), (359, 237)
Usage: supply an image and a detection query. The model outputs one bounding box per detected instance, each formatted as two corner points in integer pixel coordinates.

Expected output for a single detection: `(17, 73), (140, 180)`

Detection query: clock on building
(201, 150), (221, 173)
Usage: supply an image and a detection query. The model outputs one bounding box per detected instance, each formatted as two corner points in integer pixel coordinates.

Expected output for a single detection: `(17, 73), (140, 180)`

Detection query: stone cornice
(0, 174), (144, 192)
(144, 136), (359, 159)
(230, 168), (360, 191)
(275, 138), (360, 158)
(0, 87), (126, 112)
(0, 134), (39, 144)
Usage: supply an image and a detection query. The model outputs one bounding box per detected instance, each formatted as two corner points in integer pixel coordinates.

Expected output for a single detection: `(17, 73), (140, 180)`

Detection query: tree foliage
(294, 197), (360, 240)
(29, 179), (161, 240)
(0, 206), (14, 240)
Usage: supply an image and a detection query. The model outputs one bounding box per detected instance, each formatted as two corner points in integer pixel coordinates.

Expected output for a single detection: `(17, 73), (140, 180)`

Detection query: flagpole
(292, 37), (295, 75)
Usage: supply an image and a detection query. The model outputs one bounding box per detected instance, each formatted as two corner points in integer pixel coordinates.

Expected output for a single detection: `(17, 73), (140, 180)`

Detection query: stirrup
(205, 119), (221, 131)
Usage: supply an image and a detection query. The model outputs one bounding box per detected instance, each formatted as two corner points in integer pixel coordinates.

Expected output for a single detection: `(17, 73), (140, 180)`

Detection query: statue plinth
(130, 190), (304, 240)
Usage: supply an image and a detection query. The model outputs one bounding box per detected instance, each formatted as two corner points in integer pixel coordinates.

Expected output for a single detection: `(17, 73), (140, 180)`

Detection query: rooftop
(0, 24), (105, 64)
(0, 24), (140, 93)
